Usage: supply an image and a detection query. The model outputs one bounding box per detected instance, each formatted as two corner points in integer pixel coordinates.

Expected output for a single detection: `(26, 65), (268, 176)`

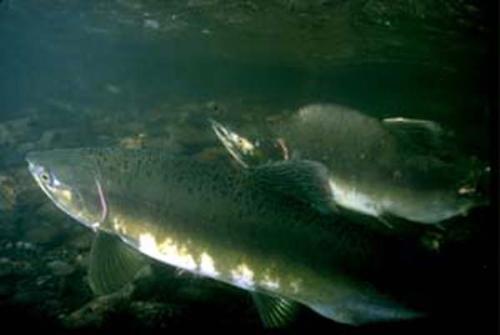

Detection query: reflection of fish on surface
(211, 103), (489, 227)
(27, 148), (424, 328)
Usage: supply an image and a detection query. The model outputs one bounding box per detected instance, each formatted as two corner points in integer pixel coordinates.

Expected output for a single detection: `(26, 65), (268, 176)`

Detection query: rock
(0, 257), (13, 277)
(144, 19), (160, 29)
(24, 222), (61, 244)
(12, 290), (49, 305)
(195, 146), (227, 162)
(129, 301), (180, 328)
(36, 275), (52, 286)
(105, 84), (121, 94)
(68, 233), (93, 251)
(165, 124), (212, 153)
(10, 168), (43, 206)
(0, 117), (33, 146)
(15, 141), (36, 154)
(75, 254), (89, 268)
(0, 281), (14, 298)
(34, 202), (69, 226)
(62, 285), (134, 329)
(37, 130), (58, 149)
(280, 0), (334, 12)
(47, 260), (75, 276)
(0, 257), (32, 277)
(119, 133), (147, 149)
(14, 241), (35, 250)
(0, 175), (16, 212)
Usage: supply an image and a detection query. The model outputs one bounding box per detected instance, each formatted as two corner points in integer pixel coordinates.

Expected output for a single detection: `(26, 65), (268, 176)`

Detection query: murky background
(0, 0), (495, 332)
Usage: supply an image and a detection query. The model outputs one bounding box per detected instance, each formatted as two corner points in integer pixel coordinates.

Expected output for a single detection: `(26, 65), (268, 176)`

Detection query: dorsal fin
(88, 232), (148, 295)
(251, 293), (300, 328)
(382, 117), (453, 154)
(248, 160), (336, 214)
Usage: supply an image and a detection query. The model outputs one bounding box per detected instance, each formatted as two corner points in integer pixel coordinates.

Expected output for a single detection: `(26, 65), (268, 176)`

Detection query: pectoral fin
(251, 293), (300, 328)
(89, 232), (148, 295)
(249, 160), (336, 214)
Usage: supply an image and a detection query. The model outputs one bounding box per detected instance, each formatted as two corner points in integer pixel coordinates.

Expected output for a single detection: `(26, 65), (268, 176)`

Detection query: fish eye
(40, 171), (51, 184)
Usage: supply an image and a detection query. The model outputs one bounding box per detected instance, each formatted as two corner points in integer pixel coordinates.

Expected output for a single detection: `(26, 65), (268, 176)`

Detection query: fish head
(26, 149), (106, 230)
(210, 119), (256, 168)
(210, 119), (290, 167)
(409, 165), (491, 224)
(454, 164), (491, 209)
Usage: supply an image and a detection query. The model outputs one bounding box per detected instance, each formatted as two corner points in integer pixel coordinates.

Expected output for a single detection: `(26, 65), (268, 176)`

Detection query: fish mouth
(26, 156), (52, 197)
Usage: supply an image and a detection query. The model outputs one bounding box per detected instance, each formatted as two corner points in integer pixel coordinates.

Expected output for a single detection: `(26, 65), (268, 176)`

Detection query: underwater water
(0, 0), (496, 333)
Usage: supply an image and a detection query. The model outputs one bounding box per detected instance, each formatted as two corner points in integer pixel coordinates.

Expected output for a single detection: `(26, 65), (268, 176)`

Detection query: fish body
(27, 148), (422, 326)
(212, 104), (489, 225)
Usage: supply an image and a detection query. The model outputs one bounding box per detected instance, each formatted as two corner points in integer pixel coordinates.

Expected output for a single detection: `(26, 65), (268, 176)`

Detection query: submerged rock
(68, 232), (93, 251)
(12, 290), (50, 306)
(128, 301), (181, 328)
(47, 260), (75, 276)
(24, 223), (61, 244)
(62, 285), (135, 329)
(144, 19), (160, 30)
(15, 241), (35, 250)
(37, 130), (58, 149)
(119, 133), (147, 149)
(0, 117), (33, 146)
(0, 175), (16, 212)
(0, 257), (13, 277)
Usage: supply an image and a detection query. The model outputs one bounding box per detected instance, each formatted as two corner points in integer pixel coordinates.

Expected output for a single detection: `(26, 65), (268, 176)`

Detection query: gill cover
(26, 149), (109, 229)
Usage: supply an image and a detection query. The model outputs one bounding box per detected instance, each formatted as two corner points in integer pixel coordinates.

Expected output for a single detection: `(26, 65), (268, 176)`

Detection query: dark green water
(0, 0), (496, 333)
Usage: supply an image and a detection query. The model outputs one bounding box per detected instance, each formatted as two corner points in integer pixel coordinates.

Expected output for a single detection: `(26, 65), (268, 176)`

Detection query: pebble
(12, 290), (48, 305)
(144, 19), (160, 30)
(47, 260), (75, 276)
(105, 84), (121, 94)
(37, 130), (57, 148)
(15, 241), (35, 250)
(69, 233), (93, 251)
(0, 175), (16, 211)
(36, 275), (52, 286)
(0, 117), (32, 146)
(63, 285), (134, 328)
(0, 260), (12, 277)
(24, 223), (60, 244)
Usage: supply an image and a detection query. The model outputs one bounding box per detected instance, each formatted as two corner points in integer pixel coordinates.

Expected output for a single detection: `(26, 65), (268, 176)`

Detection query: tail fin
(308, 292), (424, 326)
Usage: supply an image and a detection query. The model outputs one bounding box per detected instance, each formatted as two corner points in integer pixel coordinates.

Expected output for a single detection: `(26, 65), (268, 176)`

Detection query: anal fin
(89, 232), (148, 295)
(251, 293), (300, 329)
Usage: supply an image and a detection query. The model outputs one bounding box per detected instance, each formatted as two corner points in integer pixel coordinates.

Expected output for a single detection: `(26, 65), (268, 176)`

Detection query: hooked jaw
(209, 119), (254, 168)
